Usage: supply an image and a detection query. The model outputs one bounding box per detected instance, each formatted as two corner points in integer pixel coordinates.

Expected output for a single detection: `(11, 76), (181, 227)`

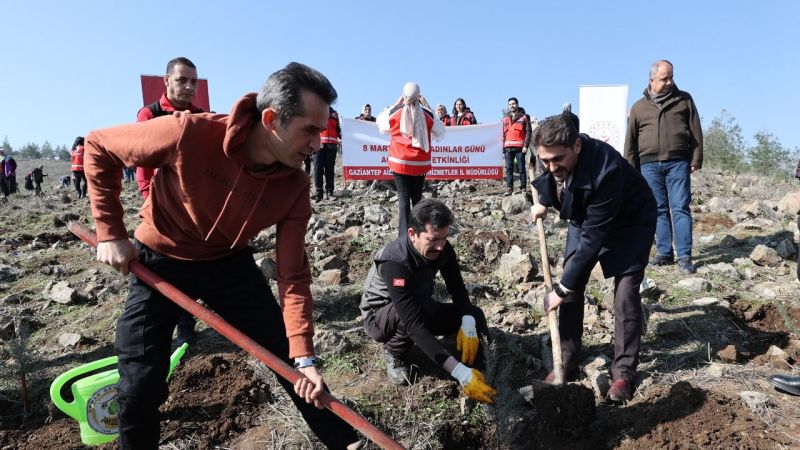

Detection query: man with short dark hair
(624, 60), (703, 274)
(360, 198), (496, 404)
(135, 57), (205, 199)
(531, 114), (656, 403)
(502, 97), (532, 196)
(85, 62), (361, 449)
(136, 57), (206, 345)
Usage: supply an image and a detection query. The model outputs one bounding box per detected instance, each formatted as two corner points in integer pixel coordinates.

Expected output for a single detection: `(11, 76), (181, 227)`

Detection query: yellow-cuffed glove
(456, 315), (479, 365)
(451, 363), (497, 404)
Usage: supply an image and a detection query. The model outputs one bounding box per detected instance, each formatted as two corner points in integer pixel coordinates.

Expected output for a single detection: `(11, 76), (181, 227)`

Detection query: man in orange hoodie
(85, 62), (361, 449)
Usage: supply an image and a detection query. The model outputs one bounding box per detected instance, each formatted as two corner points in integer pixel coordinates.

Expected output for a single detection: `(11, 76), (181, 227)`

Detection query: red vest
(387, 107), (435, 176)
(320, 109), (340, 144)
(503, 113), (528, 148)
(450, 112), (476, 126)
(71, 145), (84, 171)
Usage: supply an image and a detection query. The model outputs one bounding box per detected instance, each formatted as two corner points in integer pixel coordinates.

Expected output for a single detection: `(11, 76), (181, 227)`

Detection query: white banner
(579, 85), (629, 153)
(341, 118), (504, 180)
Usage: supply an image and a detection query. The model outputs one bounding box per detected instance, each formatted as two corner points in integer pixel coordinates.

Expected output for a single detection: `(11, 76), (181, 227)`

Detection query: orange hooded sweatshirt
(84, 93), (316, 358)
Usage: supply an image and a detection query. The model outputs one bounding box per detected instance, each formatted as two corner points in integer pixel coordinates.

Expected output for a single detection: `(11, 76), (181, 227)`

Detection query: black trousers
(313, 144), (337, 196)
(72, 170), (87, 198)
(504, 147), (527, 190)
(392, 172), (425, 237)
(558, 257), (644, 384)
(115, 242), (358, 449)
(0, 174), (8, 196)
(364, 301), (489, 360)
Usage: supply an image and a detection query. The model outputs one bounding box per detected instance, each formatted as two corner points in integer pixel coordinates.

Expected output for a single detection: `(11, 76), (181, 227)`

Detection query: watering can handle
(49, 355), (119, 421)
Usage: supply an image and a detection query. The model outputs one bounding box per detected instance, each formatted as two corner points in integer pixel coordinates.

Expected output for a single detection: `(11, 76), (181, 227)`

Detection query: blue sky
(1, 1), (797, 151)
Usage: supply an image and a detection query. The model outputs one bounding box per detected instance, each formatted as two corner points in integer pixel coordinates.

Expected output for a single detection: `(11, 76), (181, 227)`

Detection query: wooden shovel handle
(527, 163), (565, 385)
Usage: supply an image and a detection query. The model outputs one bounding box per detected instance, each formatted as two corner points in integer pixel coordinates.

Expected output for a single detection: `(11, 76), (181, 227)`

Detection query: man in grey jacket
(624, 60), (703, 274)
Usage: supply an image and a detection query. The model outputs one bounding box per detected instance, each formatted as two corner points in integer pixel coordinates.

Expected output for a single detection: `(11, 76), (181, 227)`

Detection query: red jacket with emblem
(502, 110), (532, 149)
(320, 108), (341, 145)
(450, 111), (477, 126)
(71, 145), (85, 171)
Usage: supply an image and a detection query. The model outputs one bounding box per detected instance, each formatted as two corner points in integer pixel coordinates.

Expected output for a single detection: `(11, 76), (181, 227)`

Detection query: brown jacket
(85, 94), (316, 358)
(624, 86), (703, 170)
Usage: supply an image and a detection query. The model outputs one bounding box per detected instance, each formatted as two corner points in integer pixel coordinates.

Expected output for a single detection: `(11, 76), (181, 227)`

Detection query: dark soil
(502, 381), (782, 449)
(1, 351), (273, 450)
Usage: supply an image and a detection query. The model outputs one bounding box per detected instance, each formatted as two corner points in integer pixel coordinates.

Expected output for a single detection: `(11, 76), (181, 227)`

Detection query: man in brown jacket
(85, 62), (361, 449)
(624, 60), (703, 274)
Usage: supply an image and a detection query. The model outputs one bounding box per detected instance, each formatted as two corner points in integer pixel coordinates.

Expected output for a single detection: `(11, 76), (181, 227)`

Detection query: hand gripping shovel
(68, 222), (404, 450)
(527, 164), (565, 385)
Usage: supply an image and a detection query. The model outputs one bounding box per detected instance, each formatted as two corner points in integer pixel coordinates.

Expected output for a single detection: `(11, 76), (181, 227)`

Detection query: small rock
(314, 329), (352, 355)
(775, 239), (797, 259)
(500, 194), (528, 215)
(494, 246), (537, 285)
(676, 278), (711, 292)
(582, 354), (611, 376)
(315, 255), (348, 272)
(639, 277), (659, 297)
(707, 362), (725, 378)
(717, 343), (749, 363)
(587, 371), (611, 398)
(692, 297), (719, 306)
(656, 321), (685, 338)
(363, 205), (391, 224)
(255, 257), (277, 280)
(502, 309), (533, 331)
(739, 391), (772, 411)
(0, 264), (21, 282)
(750, 245), (782, 267)
(318, 269), (344, 285)
(49, 281), (77, 305)
(58, 332), (83, 347)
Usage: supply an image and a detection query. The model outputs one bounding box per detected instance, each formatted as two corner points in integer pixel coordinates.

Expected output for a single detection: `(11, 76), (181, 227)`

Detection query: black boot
(383, 349), (411, 386)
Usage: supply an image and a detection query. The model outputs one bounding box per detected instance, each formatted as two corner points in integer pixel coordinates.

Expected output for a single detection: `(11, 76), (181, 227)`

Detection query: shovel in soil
(523, 160), (597, 429)
(527, 164), (564, 385)
(68, 222), (404, 450)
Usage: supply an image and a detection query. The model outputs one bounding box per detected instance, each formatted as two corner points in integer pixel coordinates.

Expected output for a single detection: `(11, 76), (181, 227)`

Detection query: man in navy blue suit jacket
(531, 113), (656, 404)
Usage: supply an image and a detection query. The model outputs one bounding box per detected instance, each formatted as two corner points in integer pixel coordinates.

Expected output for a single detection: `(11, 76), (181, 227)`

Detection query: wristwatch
(294, 356), (318, 369)
(553, 283), (570, 299)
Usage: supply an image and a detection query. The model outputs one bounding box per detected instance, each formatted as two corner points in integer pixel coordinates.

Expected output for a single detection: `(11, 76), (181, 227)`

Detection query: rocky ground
(1, 158), (800, 449)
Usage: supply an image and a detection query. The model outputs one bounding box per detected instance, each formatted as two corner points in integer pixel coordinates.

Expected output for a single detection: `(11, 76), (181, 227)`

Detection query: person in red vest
(136, 57), (204, 347)
(313, 107), (341, 202)
(435, 104), (451, 126)
(377, 82), (445, 236)
(71, 136), (88, 199)
(136, 57), (205, 199)
(501, 97), (533, 196)
(450, 98), (477, 126)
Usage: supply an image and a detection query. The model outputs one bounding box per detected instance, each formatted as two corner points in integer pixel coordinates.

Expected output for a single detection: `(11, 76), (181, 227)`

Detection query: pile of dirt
(1, 351), (273, 450)
(505, 381), (783, 449)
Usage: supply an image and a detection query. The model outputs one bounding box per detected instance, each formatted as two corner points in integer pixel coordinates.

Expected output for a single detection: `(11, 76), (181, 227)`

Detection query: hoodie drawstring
(230, 180), (268, 249)
(205, 165), (244, 242)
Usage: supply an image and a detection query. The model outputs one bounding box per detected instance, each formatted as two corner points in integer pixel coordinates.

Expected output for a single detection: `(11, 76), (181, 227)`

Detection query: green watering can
(49, 343), (188, 445)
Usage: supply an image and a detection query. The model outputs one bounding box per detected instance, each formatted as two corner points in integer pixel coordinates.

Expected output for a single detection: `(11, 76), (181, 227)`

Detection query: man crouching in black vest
(360, 198), (496, 403)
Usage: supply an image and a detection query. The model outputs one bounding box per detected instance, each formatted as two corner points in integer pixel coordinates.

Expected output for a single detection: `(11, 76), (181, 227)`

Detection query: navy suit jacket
(532, 135), (657, 290)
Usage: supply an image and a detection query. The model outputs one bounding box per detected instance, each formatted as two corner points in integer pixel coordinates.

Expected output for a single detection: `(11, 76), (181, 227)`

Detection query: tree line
(1, 136), (70, 161)
(3, 110), (799, 180)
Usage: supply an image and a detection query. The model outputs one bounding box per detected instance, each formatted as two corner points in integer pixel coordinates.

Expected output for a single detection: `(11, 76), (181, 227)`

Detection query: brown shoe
(607, 379), (632, 403)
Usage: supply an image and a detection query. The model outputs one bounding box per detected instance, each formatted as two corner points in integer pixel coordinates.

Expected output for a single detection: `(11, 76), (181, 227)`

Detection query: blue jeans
(504, 148), (527, 189)
(640, 160), (693, 259)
